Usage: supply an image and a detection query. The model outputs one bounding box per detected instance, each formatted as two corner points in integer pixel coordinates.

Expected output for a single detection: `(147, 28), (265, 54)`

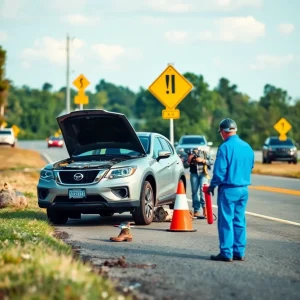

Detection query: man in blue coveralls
(207, 118), (254, 262)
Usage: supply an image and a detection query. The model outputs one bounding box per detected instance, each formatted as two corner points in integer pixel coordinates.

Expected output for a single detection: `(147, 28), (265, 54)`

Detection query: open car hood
(57, 110), (146, 157)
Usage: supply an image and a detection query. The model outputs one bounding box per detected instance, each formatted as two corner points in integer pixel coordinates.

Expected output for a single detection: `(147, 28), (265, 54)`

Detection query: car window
(0, 130), (12, 135)
(181, 137), (205, 145)
(138, 136), (150, 153)
(153, 138), (163, 158)
(159, 138), (174, 154)
(269, 138), (294, 146)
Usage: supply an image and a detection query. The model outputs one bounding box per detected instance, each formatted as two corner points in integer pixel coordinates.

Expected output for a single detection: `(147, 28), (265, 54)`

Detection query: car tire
(132, 181), (154, 225)
(266, 156), (272, 164)
(47, 209), (68, 225)
(293, 159), (297, 165)
(99, 211), (114, 217)
(262, 157), (266, 164)
(11, 143), (15, 148)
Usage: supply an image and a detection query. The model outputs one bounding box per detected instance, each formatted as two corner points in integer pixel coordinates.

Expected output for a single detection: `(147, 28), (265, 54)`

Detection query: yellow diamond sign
(73, 74), (90, 90)
(148, 65), (193, 110)
(12, 125), (20, 137)
(274, 118), (292, 141)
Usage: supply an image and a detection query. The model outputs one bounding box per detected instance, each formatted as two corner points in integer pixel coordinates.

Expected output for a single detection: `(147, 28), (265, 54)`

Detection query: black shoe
(210, 253), (233, 262)
(233, 255), (245, 261)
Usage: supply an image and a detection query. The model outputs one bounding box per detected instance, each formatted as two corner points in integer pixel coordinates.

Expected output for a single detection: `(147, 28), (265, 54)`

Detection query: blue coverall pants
(217, 186), (248, 258)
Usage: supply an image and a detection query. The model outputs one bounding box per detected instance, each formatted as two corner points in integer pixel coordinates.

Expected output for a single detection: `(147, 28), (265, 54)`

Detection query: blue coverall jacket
(210, 135), (254, 258)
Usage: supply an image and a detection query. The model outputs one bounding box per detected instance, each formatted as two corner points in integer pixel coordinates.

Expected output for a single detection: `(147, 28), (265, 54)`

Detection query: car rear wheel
(132, 181), (154, 225)
(47, 209), (68, 225)
(99, 211), (115, 217)
(293, 159), (298, 165)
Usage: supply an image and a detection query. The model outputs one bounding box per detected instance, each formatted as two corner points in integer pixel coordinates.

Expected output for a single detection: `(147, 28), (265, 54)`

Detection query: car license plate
(68, 189), (86, 199)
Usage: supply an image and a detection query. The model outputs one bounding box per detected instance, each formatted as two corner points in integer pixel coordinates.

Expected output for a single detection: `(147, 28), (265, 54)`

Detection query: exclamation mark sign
(166, 75), (170, 94)
(171, 75), (175, 94)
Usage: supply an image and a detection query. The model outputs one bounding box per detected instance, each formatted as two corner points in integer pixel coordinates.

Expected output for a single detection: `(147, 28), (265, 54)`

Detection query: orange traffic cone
(166, 181), (197, 232)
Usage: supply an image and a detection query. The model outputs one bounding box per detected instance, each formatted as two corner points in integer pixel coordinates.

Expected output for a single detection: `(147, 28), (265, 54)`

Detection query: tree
(42, 82), (53, 92)
(0, 46), (9, 123)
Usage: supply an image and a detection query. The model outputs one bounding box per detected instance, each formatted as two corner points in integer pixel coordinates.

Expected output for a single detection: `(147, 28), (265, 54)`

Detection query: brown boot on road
(110, 228), (133, 242)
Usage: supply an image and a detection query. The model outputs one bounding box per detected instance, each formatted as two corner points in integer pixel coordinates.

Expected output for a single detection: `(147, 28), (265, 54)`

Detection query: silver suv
(37, 110), (186, 225)
(0, 128), (16, 147)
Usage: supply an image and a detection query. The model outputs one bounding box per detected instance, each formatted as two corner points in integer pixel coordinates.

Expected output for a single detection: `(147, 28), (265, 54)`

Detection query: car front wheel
(132, 181), (154, 225)
(47, 209), (68, 225)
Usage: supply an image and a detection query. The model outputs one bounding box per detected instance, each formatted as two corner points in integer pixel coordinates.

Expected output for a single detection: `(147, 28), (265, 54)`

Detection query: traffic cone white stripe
(173, 194), (189, 210)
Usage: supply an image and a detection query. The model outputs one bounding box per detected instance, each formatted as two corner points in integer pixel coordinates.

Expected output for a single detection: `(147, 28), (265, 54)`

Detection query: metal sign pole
(79, 104), (83, 110)
(170, 118), (174, 145)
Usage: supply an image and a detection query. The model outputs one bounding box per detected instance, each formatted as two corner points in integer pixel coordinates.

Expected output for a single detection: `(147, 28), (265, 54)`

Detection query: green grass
(0, 171), (128, 300)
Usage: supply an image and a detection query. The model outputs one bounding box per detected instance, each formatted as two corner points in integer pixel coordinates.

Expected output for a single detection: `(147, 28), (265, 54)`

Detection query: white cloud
(277, 23), (295, 35)
(61, 14), (100, 26)
(199, 16), (265, 43)
(48, 0), (87, 12)
(92, 44), (125, 63)
(111, 0), (262, 13)
(0, 32), (7, 42)
(250, 54), (294, 70)
(139, 16), (167, 25)
(147, 0), (193, 13)
(0, 0), (24, 19)
(21, 37), (86, 66)
(165, 30), (188, 43)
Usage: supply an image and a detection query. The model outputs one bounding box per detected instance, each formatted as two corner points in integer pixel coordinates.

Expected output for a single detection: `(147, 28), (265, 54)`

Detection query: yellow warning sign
(73, 74), (90, 90)
(274, 118), (292, 141)
(148, 65), (193, 116)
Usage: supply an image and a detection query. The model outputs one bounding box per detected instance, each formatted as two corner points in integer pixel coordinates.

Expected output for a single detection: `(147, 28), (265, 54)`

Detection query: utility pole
(66, 34), (70, 114)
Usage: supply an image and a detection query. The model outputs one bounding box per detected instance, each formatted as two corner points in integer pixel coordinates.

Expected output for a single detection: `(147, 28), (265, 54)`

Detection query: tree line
(1, 46), (299, 150)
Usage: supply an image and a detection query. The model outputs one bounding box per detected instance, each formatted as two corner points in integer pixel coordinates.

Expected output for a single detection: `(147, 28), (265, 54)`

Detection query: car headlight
(48, 140), (53, 144)
(40, 169), (54, 180)
(290, 147), (297, 152)
(58, 140), (63, 145)
(105, 166), (137, 179)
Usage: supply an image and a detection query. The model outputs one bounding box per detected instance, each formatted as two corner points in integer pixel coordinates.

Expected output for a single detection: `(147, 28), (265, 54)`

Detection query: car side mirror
(157, 150), (171, 161)
(207, 142), (213, 146)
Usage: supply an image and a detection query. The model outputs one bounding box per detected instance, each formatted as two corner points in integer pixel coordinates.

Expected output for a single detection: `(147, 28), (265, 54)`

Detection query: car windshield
(0, 130), (12, 135)
(49, 136), (62, 140)
(269, 138), (294, 146)
(75, 148), (143, 157)
(180, 137), (205, 145)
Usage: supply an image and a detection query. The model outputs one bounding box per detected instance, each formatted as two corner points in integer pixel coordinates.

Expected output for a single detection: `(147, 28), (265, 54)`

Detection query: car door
(158, 137), (177, 195)
(262, 138), (269, 159)
(151, 137), (172, 199)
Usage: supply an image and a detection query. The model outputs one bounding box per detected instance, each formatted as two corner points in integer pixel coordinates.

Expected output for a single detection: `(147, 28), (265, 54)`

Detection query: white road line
(41, 153), (52, 164)
(186, 198), (300, 226)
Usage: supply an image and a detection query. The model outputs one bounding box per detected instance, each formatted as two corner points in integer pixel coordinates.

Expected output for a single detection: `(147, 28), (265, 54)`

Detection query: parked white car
(0, 128), (16, 147)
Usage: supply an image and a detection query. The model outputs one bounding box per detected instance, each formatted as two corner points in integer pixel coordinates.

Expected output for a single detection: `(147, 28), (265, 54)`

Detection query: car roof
(269, 136), (292, 140)
(180, 135), (205, 138)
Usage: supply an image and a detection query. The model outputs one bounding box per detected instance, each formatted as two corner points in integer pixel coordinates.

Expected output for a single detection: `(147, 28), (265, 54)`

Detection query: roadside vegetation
(252, 161), (300, 179)
(0, 148), (128, 299)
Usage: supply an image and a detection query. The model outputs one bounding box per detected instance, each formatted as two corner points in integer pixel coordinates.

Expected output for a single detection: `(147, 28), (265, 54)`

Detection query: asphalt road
(17, 140), (300, 300)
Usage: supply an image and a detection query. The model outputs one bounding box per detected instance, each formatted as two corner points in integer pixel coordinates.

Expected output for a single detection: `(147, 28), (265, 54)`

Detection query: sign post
(148, 64), (193, 145)
(73, 74), (90, 110)
(274, 118), (292, 141)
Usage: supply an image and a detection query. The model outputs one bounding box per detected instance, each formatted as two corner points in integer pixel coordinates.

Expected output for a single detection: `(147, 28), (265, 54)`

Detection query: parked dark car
(262, 136), (298, 164)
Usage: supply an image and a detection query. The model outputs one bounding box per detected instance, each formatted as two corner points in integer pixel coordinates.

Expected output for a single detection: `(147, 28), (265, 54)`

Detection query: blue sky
(0, 0), (299, 101)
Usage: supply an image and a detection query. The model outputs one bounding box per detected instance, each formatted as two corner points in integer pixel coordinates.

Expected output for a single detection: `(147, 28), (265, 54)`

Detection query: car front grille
(57, 170), (102, 184)
(53, 195), (107, 203)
